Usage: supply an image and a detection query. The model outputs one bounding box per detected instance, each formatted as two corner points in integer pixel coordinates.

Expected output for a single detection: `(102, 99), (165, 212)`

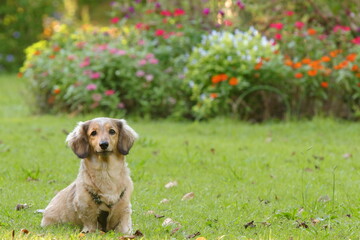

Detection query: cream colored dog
(41, 117), (138, 233)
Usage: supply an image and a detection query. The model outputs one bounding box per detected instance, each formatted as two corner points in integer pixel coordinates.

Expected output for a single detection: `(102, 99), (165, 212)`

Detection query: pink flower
(270, 23), (283, 30)
(136, 70), (145, 77)
(318, 34), (327, 40)
(149, 58), (159, 64)
(138, 39), (145, 45)
(145, 53), (155, 59)
(90, 72), (101, 79)
(352, 37), (360, 45)
(138, 59), (147, 66)
(116, 50), (127, 55)
(285, 11), (294, 16)
(223, 20), (233, 26)
(160, 10), (172, 17)
(105, 89), (115, 96)
(86, 84), (97, 90)
(203, 8), (210, 15)
(155, 29), (165, 36)
(145, 74), (154, 82)
(111, 17), (120, 24)
(96, 44), (108, 51)
(274, 33), (282, 40)
(76, 42), (86, 49)
(67, 55), (75, 61)
(333, 25), (351, 33)
(236, 1), (245, 9)
(118, 102), (125, 109)
(79, 57), (90, 68)
(294, 21), (305, 29)
(173, 8), (185, 16)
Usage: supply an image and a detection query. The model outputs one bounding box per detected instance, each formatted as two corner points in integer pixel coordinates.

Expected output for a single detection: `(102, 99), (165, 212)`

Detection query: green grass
(1, 74), (360, 239)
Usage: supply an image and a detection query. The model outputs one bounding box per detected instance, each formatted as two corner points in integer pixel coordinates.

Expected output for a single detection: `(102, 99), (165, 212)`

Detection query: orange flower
(17, 72), (23, 78)
(34, 50), (41, 56)
(49, 55), (55, 59)
(210, 93), (218, 99)
(229, 77), (238, 86)
(307, 28), (317, 35)
(284, 59), (293, 67)
(309, 61), (323, 70)
(356, 73), (360, 78)
(293, 62), (302, 69)
(254, 61), (263, 70)
(53, 88), (61, 94)
(357, 83), (360, 87)
(211, 75), (221, 84)
(346, 53), (357, 62)
(218, 74), (228, 81)
(321, 56), (331, 62)
(47, 95), (55, 104)
(352, 65), (359, 71)
(323, 68), (332, 76)
(308, 69), (317, 76)
(53, 46), (61, 52)
(301, 58), (311, 64)
(294, 73), (303, 78)
(320, 81), (328, 88)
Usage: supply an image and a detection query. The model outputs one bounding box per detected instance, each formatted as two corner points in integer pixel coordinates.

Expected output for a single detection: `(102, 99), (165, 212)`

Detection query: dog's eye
(90, 131), (97, 136)
(109, 129), (116, 135)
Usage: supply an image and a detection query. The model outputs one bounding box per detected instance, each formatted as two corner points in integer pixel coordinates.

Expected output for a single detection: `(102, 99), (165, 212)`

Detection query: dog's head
(66, 118), (138, 159)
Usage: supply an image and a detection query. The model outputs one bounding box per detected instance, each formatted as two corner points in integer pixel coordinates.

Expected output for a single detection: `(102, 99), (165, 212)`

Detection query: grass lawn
(1, 74), (360, 239)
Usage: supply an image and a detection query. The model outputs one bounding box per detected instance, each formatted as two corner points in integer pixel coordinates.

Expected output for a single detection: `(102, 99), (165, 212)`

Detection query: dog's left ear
(116, 119), (138, 155)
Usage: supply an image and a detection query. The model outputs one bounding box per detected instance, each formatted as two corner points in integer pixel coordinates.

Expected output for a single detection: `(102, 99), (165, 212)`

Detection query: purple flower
(136, 70), (145, 77)
(6, 54), (14, 62)
(203, 8), (210, 15)
(134, 0), (141, 3)
(118, 102), (126, 109)
(218, 10), (225, 16)
(13, 32), (21, 38)
(145, 74), (154, 82)
(86, 84), (97, 90)
(155, 2), (161, 9)
(236, 0), (245, 9)
(128, 6), (135, 13)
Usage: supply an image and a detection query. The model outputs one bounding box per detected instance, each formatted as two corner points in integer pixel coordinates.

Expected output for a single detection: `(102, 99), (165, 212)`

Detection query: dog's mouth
(96, 150), (113, 155)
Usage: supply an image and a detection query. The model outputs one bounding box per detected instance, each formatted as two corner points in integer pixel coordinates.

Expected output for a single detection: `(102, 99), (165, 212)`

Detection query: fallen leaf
(165, 181), (178, 189)
(313, 155), (324, 160)
(196, 237), (207, 240)
(311, 218), (320, 225)
(304, 168), (313, 172)
(162, 218), (177, 227)
(186, 232), (200, 239)
(78, 233), (86, 237)
(146, 210), (155, 215)
(182, 192), (194, 201)
(26, 177), (39, 182)
(346, 214), (351, 218)
(296, 221), (309, 228)
(152, 151), (159, 156)
(134, 230), (144, 237)
(20, 229), (29, 234)
(155, 214), (165, 219)
(160, 199), (169, 204)
(343, 153), (352, 159)
(15, 204), (29, 211)
(119, 236), (135, 240)
(260, 222), (271, 227)
(170, 226), (182, 235)
(244, 220), (256, 229)
(210, 148), (215, 154)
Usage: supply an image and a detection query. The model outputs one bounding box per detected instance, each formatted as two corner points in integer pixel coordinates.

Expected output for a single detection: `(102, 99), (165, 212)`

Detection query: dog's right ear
(65, 121), (90, 159)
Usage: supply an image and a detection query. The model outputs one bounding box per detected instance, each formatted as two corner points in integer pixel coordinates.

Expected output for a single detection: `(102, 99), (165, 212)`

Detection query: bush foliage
(21, 0), (360, 120)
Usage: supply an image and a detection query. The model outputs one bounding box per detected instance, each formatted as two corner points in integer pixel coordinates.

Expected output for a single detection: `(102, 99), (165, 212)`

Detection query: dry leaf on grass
(182, 192), (194, 201)
(170, 226), (182, 235)
(155, 214), (165, 219)
(15, 204), (29, 211)
(119, 230), (143, 240)
(162, 218), (177, 227)
(160, 198), (170, 204)
(165, 181), (178, 189)
(186, 232), (201, 239)
(343, 153), (352, 159)
(244, 220), (256, 229)
(20, 229), (29, 234)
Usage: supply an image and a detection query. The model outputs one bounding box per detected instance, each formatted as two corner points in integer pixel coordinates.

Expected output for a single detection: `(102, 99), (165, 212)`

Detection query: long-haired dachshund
(41, 117), (138, 233)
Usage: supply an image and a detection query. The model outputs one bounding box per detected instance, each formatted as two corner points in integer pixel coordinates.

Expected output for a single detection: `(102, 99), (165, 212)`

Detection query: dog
(41, 117), (138, 233)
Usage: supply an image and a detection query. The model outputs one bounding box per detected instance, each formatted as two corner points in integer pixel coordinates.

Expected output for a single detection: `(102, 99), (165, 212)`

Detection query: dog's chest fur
(81, 155), (131, 205)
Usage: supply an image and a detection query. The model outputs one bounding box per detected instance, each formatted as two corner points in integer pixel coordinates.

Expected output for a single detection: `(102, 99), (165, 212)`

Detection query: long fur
(41, 118), (138, 233)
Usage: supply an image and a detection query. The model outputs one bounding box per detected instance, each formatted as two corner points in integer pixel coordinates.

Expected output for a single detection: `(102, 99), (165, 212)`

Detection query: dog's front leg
(74, 198), (98, 233)
(114, 205), (132, 234)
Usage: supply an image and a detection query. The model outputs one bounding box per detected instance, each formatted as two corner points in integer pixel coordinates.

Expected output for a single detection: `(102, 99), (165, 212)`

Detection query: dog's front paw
(81, 226), (96, 233)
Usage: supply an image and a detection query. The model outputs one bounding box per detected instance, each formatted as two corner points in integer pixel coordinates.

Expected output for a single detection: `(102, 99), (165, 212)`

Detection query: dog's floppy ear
(66, 121), (90, 159)
(116, 119), (138, 155)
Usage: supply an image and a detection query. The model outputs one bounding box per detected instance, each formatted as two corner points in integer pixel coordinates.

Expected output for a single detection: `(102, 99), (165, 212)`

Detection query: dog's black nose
(99, 141), (109, 150)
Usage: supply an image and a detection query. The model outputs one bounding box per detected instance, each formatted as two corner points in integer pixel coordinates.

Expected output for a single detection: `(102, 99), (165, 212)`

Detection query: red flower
(285, 11), (294, 16)
(223, 20), (233, 26)
(173, 8), (185, 16)
(274, 33), (282, 40)
(160, 10), (172, 17)
(307, 28), (317, 35)
(352, 37), (360, 45)
(270, 23), (283, 30)
(105, 90), (116, 96)
(294, 73), (303, 78)
(320, 82), (329, 88)
(333, 25), (351, 33)
(110, 17), (120, 24)
(210, 93), (218, 99)
(155, 29), (165, 36)
(294, 21), (305, 30)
